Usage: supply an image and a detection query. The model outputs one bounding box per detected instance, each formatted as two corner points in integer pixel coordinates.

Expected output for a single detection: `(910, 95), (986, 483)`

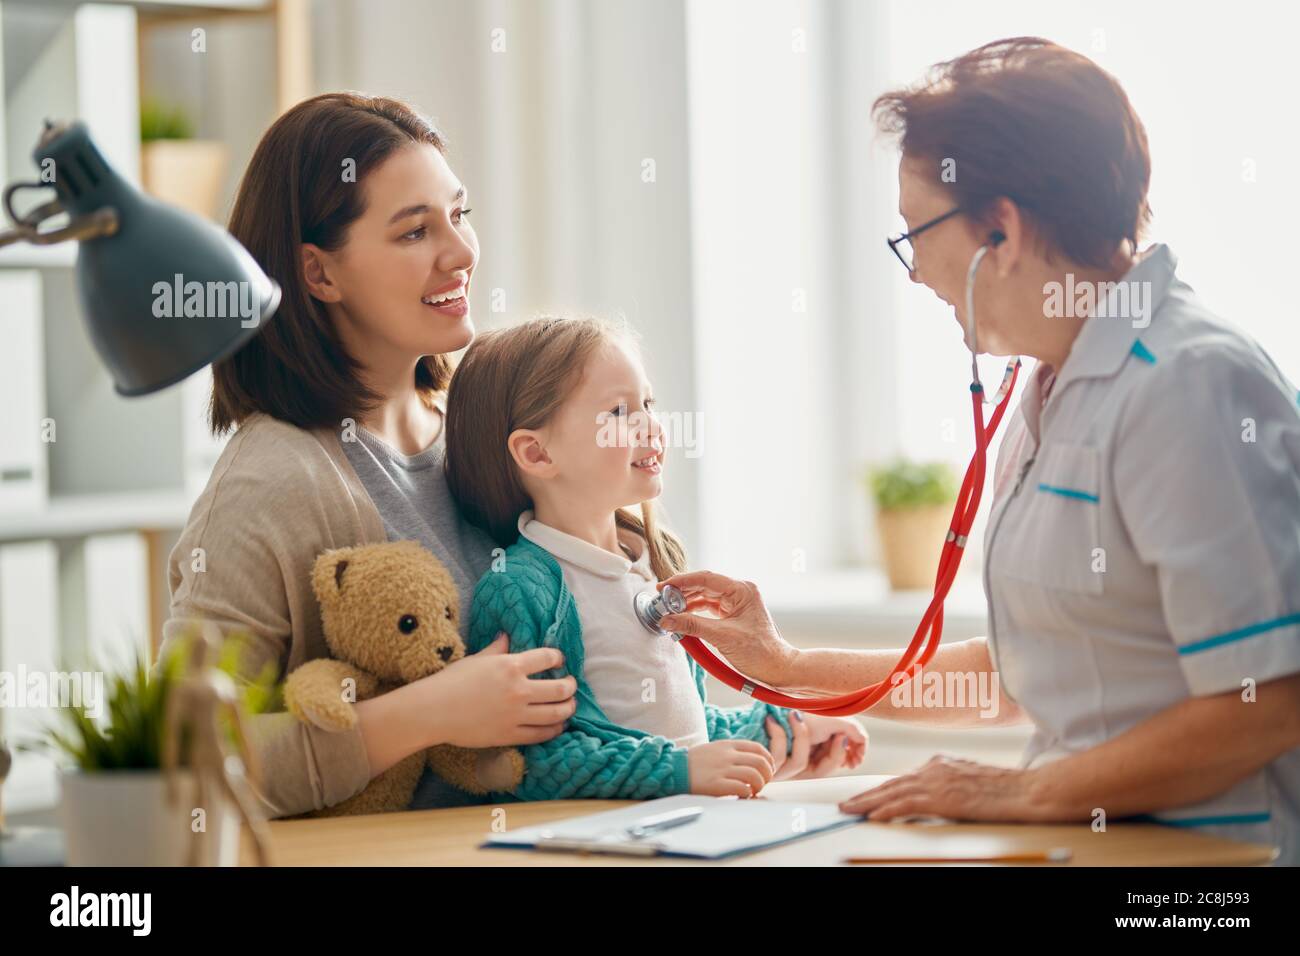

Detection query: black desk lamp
(0, 119), (280, 395)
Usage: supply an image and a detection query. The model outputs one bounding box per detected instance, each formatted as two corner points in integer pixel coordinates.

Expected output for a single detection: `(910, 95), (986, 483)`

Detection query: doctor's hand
(765, 713), (868, 781)
(656, 571), (799, 687)
(836, 755), (1037, 822)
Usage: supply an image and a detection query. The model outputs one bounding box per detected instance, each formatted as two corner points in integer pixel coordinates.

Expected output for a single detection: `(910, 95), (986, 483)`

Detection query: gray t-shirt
(341, 419), (500, 809)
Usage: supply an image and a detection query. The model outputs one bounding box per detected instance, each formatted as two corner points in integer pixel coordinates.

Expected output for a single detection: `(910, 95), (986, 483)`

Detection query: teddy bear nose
(438, 646), (454, 662)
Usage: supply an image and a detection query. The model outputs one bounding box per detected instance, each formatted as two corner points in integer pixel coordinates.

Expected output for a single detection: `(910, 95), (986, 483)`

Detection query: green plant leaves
(140, 99), (195, 142)
(36, 626), (278, 772)
(866, 459), (959, 511)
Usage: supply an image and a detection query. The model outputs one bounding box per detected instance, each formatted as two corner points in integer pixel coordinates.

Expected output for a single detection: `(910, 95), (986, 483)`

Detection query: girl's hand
(687, 739), (777, 797)
(765, 713), (868, 780)
(837, 755), (1037, 822)
(422, 633), (577, 749)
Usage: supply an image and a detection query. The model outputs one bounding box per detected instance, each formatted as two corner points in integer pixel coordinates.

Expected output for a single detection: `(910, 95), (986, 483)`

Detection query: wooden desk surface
(241, 775), (1277, 866)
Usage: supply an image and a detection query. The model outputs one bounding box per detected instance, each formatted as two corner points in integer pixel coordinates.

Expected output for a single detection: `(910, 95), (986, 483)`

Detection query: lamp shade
(34, 121), (279, 395)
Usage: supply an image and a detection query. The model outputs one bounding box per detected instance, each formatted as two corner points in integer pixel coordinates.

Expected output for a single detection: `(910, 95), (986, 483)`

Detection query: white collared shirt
(985, 243), (1300, 861)
(517, 510), (709, 748)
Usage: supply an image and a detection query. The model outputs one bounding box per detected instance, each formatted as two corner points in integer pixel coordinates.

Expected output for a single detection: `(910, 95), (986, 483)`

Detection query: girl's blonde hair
(445, 315), (687, 581)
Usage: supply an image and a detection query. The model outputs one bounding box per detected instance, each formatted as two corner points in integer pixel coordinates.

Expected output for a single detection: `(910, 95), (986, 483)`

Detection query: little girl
(445, 315), (866, 800)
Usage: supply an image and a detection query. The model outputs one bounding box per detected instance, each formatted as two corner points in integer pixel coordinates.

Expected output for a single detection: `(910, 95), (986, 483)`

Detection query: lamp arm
(1, 179), (119, 248)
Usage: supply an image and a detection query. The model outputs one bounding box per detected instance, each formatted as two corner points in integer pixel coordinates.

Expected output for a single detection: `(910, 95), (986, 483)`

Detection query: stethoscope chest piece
(634, 585), (686, 641)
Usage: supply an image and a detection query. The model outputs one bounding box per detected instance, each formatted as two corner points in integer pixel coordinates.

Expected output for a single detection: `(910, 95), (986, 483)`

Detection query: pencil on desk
(844, 847), (1072, 864)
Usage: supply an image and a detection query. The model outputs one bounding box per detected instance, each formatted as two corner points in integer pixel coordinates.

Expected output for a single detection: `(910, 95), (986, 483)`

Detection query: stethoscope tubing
(674, 244), (1021, 715)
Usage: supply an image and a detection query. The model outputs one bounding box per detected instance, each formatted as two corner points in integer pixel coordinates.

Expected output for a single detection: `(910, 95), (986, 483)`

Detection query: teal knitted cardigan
(466, 535), (795, 801)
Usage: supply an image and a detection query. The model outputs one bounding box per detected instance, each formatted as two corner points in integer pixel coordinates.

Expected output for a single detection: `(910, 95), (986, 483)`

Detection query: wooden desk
(240, 775), (1278, 866)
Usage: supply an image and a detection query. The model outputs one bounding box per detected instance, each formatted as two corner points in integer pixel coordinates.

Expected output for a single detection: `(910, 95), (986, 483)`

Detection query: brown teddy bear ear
(311, 547), (357, 606)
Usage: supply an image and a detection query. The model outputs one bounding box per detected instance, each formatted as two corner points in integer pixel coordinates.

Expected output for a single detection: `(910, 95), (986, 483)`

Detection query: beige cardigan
(161, 411), (392, 818)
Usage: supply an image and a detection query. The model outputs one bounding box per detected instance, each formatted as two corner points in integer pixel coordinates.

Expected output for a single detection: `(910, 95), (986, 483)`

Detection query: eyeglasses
(886, 206), (964, 274)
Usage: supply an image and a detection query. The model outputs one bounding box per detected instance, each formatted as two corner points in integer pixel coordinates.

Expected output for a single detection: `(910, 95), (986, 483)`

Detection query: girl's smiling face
(510, 338), (665, 515)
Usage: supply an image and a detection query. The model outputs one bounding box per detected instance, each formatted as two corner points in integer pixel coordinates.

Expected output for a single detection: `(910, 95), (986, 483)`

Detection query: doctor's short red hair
(873, 36), (1152, 269)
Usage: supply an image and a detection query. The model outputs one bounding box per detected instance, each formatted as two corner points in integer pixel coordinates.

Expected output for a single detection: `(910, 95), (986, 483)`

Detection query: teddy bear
(283, 539), (526, 817)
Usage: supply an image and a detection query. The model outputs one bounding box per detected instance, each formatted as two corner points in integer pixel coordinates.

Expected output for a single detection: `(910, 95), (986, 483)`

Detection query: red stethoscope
(634, 243), (1022, 716)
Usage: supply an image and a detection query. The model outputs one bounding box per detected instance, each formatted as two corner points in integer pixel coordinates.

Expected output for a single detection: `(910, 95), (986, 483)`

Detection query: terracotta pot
(875, 504), (953, 591)
(141, 140), (229, 221)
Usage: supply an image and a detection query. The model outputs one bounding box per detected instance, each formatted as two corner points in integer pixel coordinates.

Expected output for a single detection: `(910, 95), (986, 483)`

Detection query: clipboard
(481, 794), (860, 859)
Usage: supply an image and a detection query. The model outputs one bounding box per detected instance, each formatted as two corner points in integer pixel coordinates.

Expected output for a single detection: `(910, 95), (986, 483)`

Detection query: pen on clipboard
(534, 806), (704, 855)
(843, 847), (1072, 864)
(624, 805), (703, 839)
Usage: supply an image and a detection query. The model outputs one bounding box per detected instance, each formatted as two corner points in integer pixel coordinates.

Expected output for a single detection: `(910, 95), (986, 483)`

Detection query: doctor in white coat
(656, 38), (1300, 862)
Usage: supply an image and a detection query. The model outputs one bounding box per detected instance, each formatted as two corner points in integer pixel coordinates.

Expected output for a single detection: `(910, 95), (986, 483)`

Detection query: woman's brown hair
(210, 92), (452, 434)
(873, 37), (1151, 269)
(444, 316), (687, 582)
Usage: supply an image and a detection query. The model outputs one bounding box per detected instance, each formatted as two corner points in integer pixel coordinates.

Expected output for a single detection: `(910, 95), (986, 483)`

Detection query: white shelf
(0, 242), (76, 268)
(0, 490), (194, 543)
(15, 0), (270, 12)
(0, 0), (289, 819)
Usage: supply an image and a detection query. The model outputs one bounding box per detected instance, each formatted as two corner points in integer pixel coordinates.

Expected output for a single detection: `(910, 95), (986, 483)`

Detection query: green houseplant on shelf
(31, 628), (277, 866)
(140, 98), (230, 222)
(865, 459), (959, 591)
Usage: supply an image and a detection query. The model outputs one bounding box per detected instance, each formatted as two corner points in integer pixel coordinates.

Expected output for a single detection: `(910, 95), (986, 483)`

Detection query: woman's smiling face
(304, 142), (478, 368)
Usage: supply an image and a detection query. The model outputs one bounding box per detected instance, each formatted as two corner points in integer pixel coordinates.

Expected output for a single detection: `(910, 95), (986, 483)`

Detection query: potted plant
(36, 629), (276, 866)
(865, 459), (959, 591)
(140, 98), (230, 221)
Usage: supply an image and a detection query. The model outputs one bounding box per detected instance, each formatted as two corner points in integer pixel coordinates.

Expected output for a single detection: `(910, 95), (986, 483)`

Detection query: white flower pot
(59, 769), (239, 867)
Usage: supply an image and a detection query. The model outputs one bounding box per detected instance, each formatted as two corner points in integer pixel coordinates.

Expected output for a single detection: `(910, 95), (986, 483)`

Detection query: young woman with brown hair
(161, 93), (578, 817)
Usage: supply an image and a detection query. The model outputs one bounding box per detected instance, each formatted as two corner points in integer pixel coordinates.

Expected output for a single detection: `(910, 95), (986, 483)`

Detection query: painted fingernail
(793, 712), (803, 722)
(843, 737), (850, 748)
